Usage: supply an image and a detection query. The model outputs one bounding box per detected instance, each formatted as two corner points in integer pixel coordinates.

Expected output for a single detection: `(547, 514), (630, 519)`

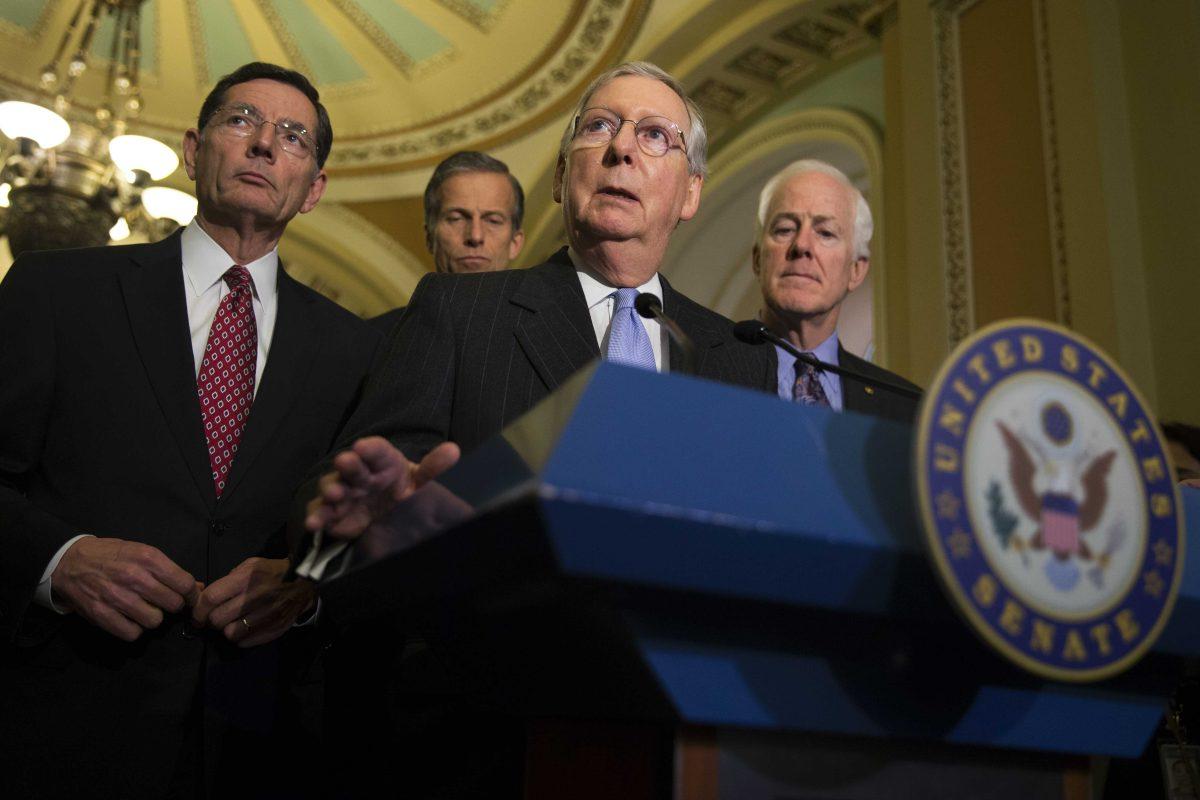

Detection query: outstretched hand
(304, 437), (460, 540)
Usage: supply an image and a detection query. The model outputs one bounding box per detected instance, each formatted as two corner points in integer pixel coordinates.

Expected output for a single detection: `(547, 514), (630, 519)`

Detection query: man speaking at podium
(299, 61), (773, 798)
(302, 61), (772, 541)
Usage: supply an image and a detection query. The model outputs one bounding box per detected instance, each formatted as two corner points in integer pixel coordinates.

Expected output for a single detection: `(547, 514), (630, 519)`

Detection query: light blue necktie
(605, 288), (656, 371)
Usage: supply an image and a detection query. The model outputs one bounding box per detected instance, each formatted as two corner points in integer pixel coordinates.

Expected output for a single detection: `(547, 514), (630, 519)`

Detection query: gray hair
(558, 61), (708, 178)
(423, 150), (525, 234)
(756, 159), (873, 259)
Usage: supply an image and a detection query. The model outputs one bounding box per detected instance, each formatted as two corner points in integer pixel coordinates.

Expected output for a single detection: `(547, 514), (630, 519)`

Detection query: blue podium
(323, 362), (1199, 799)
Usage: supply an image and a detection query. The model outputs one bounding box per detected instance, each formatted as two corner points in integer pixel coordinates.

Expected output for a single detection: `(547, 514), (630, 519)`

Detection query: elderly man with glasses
(303, 61), (773, 543)
(294, 60), (774, 799)
(0, 62), (377, 798)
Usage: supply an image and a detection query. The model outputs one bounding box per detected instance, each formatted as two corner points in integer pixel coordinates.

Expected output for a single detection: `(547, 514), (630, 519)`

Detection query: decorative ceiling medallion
(0, 1), (648, 174)
(328, 0), (647, 173)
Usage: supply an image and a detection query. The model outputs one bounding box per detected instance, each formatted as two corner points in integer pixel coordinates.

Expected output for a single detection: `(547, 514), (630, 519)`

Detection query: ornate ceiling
(0, 0), (648, 173)
(0, 0), (888, 315)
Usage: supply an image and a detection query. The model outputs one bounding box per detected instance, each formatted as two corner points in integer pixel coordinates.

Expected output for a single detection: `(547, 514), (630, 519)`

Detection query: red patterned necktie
(197, 265), (257, 497)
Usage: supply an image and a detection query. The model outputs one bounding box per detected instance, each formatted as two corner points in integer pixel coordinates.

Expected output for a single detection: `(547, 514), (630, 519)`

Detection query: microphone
(733, 320), (922, 401)
(635, 292), (696, 374)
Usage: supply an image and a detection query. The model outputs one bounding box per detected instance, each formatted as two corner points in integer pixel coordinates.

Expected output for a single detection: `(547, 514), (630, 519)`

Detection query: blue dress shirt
(774, 331), (843, 411)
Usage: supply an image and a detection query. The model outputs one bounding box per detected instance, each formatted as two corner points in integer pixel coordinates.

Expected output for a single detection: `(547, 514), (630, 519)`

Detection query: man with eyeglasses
(296, 61), (772, 799)
(0, 62), (377, 798)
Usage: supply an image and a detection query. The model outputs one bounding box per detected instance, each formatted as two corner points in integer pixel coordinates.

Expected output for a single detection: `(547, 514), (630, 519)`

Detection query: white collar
(180, 222), (279, 300)
(567, 246), (664, 312)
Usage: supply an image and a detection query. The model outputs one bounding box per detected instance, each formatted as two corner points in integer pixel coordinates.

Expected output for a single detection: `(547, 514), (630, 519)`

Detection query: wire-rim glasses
(205, 103), (315, 159)
(572, 108), (687, 158)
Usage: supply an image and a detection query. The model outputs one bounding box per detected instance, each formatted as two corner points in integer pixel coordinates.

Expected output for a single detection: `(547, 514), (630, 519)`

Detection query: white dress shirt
(568, 248), (669, 372)
(36, 223), (280, 612)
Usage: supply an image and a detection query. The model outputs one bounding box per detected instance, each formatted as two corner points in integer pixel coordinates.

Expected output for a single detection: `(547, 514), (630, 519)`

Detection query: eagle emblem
(996, 402), (1117, 591)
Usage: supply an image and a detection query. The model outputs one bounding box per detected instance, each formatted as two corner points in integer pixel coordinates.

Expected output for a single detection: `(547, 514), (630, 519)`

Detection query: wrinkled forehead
(439, 171), (517, 210)
(769, 172), (854, 220)
(584, 74), (690, 129)
(221, 78), (318, 130)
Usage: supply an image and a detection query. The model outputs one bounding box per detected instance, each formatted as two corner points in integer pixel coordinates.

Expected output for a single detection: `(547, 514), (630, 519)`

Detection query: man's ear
(182, 129), (201, 180)
(678, 173), (703, 222)
(751, 243), (761, 277)
(848, 255), (870, 292)
(299, 170), (327, 215)
(552, 157), (565, 204)
(508, 228), (525, 260)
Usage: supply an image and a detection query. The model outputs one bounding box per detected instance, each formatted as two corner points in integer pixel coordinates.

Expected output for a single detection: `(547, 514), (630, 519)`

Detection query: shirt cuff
(36, 534), (92, 614)
(294, 596), (321, 627)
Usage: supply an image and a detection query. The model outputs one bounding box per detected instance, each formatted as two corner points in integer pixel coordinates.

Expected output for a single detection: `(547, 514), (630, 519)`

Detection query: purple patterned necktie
(793, 359), (830, 407)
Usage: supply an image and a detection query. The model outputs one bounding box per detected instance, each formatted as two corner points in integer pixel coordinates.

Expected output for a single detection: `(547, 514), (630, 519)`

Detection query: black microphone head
(733, 320), (768, 345)
(634, 292), (663, 319)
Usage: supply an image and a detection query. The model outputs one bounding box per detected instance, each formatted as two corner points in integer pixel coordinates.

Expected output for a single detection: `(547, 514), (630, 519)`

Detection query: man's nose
(247, 121), (276, 158)
(606, 120), (638, 164)
(788, 227), (814, 259)
(466, 217), (484, 244)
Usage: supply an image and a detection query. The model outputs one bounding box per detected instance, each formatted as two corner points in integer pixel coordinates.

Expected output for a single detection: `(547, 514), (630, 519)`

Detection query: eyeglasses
(571, 108), (687, 158)
(205, 103), (316, 159)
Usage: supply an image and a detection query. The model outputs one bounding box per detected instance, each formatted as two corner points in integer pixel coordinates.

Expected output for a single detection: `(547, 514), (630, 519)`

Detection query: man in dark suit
(298, 59), (773, 800)
(303, 60), (772, 539)
(0, 62), (376, 798)
(369, 151), (526, 337)
(752, 159), (920, 423)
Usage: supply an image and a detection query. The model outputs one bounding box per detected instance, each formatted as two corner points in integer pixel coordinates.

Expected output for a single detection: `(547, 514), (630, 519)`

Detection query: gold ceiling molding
(933, 0), (1070, 345)
(933, 0), (979, 347)
(435, 0), (512, 33)
(328, 0), (451, 78)
(1032, 0), (1071, 328)
(328, 0), (649, 175)
(283, 202), (427, 317)
(253, 0), (317, 82)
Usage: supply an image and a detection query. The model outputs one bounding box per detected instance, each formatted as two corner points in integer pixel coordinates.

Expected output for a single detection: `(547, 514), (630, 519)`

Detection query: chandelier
(0, 0), (196, 259)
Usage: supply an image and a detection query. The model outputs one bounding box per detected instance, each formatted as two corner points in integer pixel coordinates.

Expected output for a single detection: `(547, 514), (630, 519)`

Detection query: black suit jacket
(771, 342), (922, 424)
(0, 231), (377, 798)
(368, 305), (406, 337)
(336, 248), (774, 462)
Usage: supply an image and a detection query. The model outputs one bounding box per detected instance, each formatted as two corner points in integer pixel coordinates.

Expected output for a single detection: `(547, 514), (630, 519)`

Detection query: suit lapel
(221, 269), (318, 500)
(660, 276), (724, 372)
(119, 232), (216, 509)
(509, 251), (599, 391)
(839, 345), (883, 416)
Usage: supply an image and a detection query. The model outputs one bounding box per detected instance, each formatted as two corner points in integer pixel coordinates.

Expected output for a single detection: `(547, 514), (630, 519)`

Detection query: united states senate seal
(915, 319), (1184, 681)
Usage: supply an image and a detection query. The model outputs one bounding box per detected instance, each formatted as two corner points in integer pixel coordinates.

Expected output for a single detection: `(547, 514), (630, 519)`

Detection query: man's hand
(192, 557), (315, 648)
(304, 437), (460, 540)
(52, 537), (201, 642)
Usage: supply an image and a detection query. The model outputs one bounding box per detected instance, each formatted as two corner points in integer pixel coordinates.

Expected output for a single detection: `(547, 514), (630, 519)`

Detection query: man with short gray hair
(752, 158), (919, 422)
(305, 60), (773, 537)
(300, 59), (774, 799)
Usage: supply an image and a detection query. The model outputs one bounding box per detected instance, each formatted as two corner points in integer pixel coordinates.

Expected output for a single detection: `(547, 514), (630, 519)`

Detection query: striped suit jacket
(337, 247), (774, 461)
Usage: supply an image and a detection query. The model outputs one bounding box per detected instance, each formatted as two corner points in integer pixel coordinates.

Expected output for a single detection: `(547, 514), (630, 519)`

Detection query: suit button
(180, 625), (197, 640)
(209, 520), (227, 537)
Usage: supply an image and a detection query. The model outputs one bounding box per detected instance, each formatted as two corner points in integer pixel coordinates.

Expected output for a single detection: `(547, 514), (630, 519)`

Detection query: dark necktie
(197, 265), (257, 497)
(793, 358), (830, 407)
